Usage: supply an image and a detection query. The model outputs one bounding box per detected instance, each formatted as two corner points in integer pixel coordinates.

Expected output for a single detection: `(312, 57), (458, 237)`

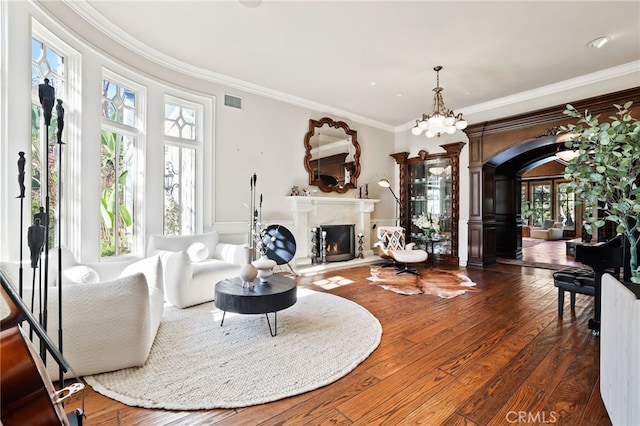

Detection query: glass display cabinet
(391, 142), (464, 266)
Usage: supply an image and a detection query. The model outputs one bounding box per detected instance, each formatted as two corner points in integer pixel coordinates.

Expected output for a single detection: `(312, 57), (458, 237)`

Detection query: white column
(359, 200), (376, 258)
(288, 197), (313, 264)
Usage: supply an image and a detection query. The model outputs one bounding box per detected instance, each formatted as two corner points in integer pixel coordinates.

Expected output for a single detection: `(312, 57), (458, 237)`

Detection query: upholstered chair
(0, 249), (164, 380)
(374, 226), (428, 275)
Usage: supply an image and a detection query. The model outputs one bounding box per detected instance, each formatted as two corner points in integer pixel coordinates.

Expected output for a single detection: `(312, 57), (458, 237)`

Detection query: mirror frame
(303, 117), (361, 193)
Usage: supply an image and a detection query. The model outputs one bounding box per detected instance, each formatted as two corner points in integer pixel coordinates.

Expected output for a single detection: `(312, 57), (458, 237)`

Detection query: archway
(489, 135), (565, 261)
(464, 86), (640, 268)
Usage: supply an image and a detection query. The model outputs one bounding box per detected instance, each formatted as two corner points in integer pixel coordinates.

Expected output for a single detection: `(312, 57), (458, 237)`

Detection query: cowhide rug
(367, 267), (478, 298)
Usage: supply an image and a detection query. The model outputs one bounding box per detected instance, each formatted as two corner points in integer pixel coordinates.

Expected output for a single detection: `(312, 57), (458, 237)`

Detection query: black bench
(552, 267), (595, 316)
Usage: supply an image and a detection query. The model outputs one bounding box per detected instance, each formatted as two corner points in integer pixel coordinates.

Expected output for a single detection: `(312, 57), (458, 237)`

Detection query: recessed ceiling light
(395, 93), (403, 97)
(369, 82), (377, 86)
(239, 0), (261, 8)
(587, 36), (610, 49)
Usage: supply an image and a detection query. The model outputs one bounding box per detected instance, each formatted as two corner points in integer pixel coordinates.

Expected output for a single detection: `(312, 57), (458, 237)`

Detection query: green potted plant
(521, 200), (534, 237)
(560, 101), (640, 283)
(521, 200), (535, 224)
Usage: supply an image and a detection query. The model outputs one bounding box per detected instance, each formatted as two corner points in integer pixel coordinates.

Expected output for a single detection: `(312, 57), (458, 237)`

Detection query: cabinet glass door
(408, 158), (452, 256)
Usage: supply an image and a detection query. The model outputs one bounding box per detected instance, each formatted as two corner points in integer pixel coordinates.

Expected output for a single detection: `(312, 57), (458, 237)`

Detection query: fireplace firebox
(315, 224), (355, 263)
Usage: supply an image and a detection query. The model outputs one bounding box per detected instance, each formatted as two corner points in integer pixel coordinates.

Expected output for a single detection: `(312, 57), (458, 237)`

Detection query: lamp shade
(378, 178), (391, 188)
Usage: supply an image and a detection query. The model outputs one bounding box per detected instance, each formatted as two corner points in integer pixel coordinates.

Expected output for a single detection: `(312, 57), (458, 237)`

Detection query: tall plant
(560, 101), (640, 283)
(100, 130), (132, 256)
(521, 200), (534, 225)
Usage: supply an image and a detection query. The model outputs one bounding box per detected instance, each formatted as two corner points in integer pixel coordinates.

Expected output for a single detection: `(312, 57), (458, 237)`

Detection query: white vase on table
(239, 247), (258, 289)
(253, 254), (276, 282)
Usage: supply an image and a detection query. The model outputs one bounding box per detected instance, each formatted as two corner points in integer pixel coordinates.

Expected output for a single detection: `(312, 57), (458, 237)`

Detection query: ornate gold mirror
(303, 117), (361, 193)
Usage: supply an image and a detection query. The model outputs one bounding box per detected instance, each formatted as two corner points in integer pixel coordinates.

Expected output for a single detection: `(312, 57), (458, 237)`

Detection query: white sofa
(147, 231), (247, 308)
(0, 248), (164, 380)
(530, 220), (564, 240)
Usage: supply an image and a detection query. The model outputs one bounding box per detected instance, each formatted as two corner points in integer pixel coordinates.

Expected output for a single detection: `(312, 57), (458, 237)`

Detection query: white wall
(0, 1), (397, 264)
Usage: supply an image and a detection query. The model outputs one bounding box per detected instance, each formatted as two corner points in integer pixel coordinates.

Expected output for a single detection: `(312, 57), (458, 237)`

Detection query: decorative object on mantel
(84, 288), (382, 410)
(365, 183), (368, 198)
(358, 183), (369, 199)
(411, 66), (467, 138)
(368, 267), (477, 298)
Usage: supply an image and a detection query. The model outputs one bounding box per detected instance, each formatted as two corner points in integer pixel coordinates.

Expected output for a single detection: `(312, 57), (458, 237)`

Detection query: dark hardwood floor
(499, 238), (585, 270)
(63, 260), (610, 425)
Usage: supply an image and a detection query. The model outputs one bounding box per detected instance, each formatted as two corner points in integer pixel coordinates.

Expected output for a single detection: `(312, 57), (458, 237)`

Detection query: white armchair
(147, 231), (247, 308)
(0, 249), (164, 380)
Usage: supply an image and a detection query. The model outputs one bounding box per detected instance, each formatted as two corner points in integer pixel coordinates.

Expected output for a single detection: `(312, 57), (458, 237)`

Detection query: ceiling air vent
(224, 94), (243, 110)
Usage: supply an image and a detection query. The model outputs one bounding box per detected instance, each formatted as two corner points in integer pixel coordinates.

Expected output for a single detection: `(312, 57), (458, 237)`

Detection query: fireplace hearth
(314, 224), (355, 263)
(286, 196), (378, 265)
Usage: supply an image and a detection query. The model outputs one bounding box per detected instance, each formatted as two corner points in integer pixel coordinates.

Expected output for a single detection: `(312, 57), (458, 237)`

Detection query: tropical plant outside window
(31, 36), (64, 248)
(163, 100), (200, 236)
(100, 78), (137, 257)
(521, 184), (532, 225)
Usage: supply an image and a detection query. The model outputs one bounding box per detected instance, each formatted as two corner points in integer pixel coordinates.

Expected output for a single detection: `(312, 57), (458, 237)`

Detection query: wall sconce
(164, 161), (179, 196)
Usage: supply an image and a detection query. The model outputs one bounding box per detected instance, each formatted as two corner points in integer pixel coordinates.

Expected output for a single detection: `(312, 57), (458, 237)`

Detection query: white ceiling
(61, 0), (640, 131)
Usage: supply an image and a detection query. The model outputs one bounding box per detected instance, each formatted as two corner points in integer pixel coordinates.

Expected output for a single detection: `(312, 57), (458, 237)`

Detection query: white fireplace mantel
(286, 196), (379, 265)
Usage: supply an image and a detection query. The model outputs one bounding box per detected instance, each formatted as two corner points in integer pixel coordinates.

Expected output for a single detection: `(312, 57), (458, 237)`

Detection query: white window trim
(32, 19), (82, 259)
(164, 92), (213, 233)
(101, 68), (147, 258)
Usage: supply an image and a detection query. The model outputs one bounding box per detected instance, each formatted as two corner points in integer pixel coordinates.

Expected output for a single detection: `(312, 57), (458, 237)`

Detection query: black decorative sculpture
(28, 218), (46, 269)
(38, 78), (55, 126)
(56, 99), (64, 144)
(17, 151), (25, 199)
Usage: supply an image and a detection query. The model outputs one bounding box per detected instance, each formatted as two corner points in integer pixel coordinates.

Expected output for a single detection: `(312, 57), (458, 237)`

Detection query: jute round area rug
(84, 288), (381, 410)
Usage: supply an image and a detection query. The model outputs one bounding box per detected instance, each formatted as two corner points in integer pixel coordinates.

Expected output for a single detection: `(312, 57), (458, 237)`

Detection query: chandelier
(412, 66), (467, 138)
(555, 149), (579, 162)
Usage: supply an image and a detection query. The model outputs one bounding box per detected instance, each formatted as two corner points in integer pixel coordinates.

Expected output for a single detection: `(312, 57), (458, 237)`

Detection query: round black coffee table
(214, 275), (297, 336)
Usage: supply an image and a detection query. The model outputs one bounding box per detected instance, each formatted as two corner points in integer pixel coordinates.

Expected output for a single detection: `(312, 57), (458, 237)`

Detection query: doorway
(465, 87), (640, 269)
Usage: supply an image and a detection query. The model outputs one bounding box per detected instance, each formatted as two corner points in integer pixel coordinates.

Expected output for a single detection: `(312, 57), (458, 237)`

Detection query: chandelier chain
(411, 65), (467, 138)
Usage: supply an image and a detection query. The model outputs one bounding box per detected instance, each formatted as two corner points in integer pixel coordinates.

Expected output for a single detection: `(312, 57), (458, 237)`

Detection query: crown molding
(395, 61), (640, 133)
(55, 1), (640, 135)
(61, 0), (395, 132)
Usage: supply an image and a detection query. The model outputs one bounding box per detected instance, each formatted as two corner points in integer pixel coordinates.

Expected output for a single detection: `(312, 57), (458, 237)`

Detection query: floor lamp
(378, 178), (400, 226)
